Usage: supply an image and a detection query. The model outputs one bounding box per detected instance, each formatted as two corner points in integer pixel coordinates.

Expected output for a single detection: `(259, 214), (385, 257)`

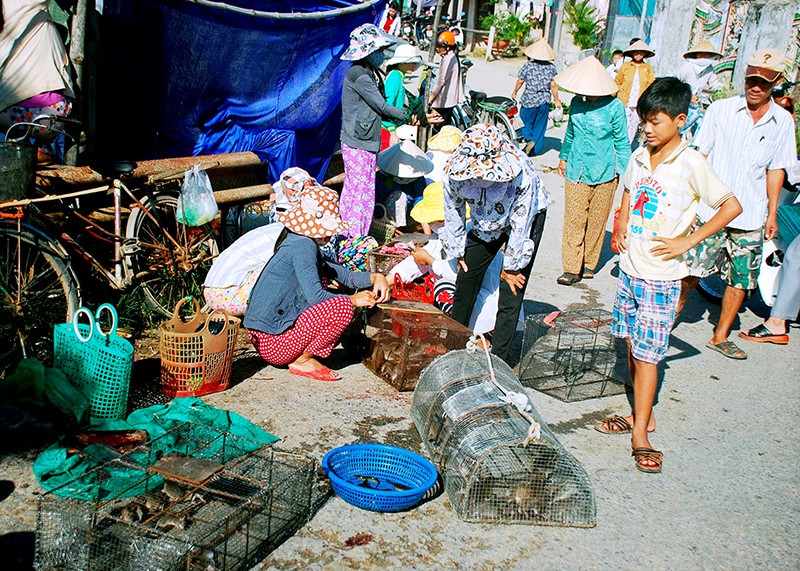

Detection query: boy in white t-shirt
(596, 78), (742, 474)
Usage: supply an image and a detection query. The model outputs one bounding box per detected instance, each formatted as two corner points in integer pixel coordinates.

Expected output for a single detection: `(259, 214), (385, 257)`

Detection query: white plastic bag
(176, 165), (218, 226)
(550, 106), (564, 123)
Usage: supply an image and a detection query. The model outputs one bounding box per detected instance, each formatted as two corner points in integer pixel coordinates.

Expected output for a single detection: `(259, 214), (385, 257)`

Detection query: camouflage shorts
(684, 217), (763, 290)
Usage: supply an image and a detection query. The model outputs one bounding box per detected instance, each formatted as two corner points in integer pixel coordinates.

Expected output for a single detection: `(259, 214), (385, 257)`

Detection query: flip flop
(594, 415), (655, 435)
(557, 273), (581, 286)
(632, 447), (663, 474)
(288, 365), (341, 381)
(706, 340), (747, 360)
(581, 269), (594, 279)
(738, 324), (789, 345)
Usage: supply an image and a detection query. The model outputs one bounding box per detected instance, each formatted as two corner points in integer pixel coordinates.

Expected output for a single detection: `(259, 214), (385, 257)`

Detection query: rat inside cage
(412, 349), (596, 527)
(35, 423), (319, 571)
(518, 309), (628, 402)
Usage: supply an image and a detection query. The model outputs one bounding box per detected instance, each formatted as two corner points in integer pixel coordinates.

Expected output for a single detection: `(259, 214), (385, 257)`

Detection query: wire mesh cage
(411, 349), (596, 527)
(518, 309), (628, 402)
(364, 307), (473, 391)
(35, 423), (318, 571)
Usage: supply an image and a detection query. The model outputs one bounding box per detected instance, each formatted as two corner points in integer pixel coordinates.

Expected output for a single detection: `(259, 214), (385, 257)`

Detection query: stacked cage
(35, 423), (318, 571)
(518, 309), (628, 402)
(365, 307), (472, 391)
(411, 350), (595, 527)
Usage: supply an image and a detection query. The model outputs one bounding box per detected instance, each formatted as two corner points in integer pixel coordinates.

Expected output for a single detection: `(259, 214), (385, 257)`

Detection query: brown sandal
(594, 415), (655, 435)
(632, 448), (663, 474)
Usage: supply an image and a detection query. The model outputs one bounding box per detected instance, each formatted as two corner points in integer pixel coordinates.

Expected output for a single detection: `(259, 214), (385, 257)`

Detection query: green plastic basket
(53, 304), (134, 420)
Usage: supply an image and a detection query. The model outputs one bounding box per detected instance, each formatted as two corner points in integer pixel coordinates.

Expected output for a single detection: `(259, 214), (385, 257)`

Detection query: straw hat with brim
(684, 39), (722, 59)
(411, 182), (470, 224)
(341, 23), (396, 61)
(445, 124), (526, 182)
(554, 56), (618, 97)
(428, 126), (463, 153)
(524, 38), (555, 61)
(745, 47), (787, 83)
(274, 167), (315, 212)
(378, 140), (434, 178)
(385, 43), (423, 67)
(623, 39), (655, 57)
(278, 185), (347, 238)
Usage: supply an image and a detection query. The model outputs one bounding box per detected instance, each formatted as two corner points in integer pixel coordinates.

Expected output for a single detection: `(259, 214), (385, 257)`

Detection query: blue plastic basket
(322, 444), (438, 512)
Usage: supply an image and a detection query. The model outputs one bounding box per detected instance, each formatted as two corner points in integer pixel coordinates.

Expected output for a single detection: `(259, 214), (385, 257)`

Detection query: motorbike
(444, 12), (465, 47)
(772, 80), (796, 117)
(401, 19), (415, 45)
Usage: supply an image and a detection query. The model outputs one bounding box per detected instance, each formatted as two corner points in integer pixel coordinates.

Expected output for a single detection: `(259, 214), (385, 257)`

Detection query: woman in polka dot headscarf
(244, 185), (390, 381)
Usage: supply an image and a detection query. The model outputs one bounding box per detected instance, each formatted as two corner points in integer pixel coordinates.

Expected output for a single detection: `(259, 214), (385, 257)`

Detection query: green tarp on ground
(33, 397), (279, 501)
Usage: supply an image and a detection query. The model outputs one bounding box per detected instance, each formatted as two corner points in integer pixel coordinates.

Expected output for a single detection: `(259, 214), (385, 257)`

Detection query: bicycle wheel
(0, 223), (80, 376)
(490, 110), (517, 147)
(125, 192), (219, 316)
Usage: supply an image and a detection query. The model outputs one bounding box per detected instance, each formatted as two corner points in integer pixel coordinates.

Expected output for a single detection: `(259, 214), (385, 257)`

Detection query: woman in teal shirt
(381, 44), (422, 148)
(555, 57), (631, 285)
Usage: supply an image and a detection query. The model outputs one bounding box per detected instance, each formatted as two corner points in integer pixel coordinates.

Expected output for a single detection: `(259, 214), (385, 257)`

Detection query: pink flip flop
(288, 365), (341, 382)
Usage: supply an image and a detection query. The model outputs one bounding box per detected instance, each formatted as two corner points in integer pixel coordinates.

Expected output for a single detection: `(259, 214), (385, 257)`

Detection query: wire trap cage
(518, 309), (628, 402)
(411, 349), (596, 527)
(35, 423), (318, 571)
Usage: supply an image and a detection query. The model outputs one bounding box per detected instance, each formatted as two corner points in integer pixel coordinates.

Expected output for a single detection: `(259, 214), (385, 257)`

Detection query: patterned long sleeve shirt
(440, 160), (550, 271)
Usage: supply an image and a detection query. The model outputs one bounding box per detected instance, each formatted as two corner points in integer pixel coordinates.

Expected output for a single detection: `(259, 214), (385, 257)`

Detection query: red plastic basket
(392, 273), (436, 304)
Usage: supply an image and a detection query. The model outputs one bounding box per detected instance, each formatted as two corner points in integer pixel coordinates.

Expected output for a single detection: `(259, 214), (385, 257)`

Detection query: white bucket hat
(377, 140), (434, 179)
(386, 43), (423, 67)
(341, 23), (396, 61)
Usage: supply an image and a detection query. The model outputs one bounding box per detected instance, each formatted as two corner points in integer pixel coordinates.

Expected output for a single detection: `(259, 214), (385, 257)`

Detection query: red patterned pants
(248, 296), (354, 365)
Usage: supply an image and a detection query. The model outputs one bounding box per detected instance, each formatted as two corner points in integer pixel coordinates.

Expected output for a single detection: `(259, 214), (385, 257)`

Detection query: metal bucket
(0, 142), (36, 201)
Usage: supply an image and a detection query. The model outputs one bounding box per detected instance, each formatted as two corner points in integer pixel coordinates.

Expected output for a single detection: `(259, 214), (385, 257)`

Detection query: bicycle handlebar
(4, 114), (78, 143)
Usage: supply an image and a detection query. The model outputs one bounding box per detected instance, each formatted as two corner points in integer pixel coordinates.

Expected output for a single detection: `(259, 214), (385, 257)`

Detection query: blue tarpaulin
(97, 0), (386, 181)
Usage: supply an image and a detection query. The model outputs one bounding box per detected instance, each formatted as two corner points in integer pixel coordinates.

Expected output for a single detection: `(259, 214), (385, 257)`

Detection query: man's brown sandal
(594, 415), (655, 435)
(632, 448), (663, 474)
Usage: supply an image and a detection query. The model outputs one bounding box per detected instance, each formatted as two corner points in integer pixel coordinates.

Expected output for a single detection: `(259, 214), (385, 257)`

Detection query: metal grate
(411, 350), (596, 527)
(518, 309), (628, 402)
(35, 423), (318, 571)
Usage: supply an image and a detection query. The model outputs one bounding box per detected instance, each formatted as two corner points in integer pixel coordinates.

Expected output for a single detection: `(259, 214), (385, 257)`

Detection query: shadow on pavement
(0, 531), (35, 571)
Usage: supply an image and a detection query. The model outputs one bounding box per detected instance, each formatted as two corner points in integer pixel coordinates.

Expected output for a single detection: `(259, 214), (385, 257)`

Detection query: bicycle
(0, 116), (267, 375)
(452, 88), (521, 146)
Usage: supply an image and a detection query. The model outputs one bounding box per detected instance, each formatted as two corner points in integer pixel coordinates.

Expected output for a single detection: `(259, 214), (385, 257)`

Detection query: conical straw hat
(554, 56), (618, 97)
(524, 38), (555, 61)
(684, 39), (722, 59)
(623, 39), (655, 57)
(377, 140), (434, 178)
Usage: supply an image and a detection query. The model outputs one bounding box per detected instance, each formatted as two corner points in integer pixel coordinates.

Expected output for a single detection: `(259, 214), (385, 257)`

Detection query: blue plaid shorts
(612, 271), (681, 364)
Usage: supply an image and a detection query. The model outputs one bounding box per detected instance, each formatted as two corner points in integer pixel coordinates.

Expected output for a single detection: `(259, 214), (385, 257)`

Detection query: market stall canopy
(96, 0), (386, 181)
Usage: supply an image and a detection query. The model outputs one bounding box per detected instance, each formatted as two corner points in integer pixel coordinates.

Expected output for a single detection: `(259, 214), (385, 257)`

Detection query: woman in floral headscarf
(340, 23), (406, 238)
(244, 185), (390, 381)
(440, 124), (550, 363)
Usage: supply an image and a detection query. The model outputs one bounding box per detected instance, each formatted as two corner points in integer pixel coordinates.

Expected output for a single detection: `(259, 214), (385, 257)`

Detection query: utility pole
(603, 0), (621, 62)
(419, 0), (445, 151)
(637, 0), (650, 40)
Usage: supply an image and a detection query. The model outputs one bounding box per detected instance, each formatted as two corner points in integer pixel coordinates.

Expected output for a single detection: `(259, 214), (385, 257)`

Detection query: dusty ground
(1, 57), (798, 570)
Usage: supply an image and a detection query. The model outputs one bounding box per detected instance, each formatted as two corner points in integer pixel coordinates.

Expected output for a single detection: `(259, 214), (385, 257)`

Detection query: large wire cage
(518, 309), (628, 402)
(35, 423), (319, 571)
(411, 350), (596, 527)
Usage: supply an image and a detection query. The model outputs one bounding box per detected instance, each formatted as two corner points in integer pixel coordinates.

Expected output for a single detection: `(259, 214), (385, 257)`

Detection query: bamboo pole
(66, 0), (88, 166)
(419, 0), (446, 152)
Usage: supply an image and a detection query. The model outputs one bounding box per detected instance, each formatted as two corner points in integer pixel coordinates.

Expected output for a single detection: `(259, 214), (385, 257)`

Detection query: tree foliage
(564, 0), (602, 50)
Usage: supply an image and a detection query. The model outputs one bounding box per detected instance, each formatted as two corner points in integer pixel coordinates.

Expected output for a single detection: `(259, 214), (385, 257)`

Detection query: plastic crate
(364, 305), (473, 391)
(518, 310), (628, 402)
